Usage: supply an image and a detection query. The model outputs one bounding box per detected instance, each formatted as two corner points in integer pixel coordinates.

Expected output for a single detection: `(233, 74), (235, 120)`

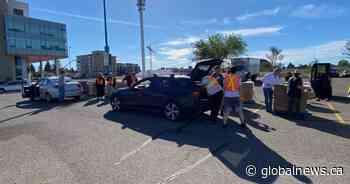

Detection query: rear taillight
(192, 91), (200, 97)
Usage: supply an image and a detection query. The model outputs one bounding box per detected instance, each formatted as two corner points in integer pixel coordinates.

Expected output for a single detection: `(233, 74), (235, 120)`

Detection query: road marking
(114, 138), (153, 166)
(326, 102), (346, 124)
(158, 153), (213, 184)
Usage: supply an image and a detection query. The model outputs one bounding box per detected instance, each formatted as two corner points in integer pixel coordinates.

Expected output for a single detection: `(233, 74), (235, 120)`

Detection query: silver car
(38, 77), (82, 102)
(0, 81), (24, 93)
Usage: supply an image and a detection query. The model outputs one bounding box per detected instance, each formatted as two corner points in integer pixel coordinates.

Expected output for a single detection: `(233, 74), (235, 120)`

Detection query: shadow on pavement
(276, 113), (350, 139)
(244, 110), (277, 132)
(104, 110), (312, 184)
(331, 96), (350, 104)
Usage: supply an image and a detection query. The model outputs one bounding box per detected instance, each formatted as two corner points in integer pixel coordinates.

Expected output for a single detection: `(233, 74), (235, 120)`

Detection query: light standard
(103, 0), (111, 74)
(137, 0), (146, 78)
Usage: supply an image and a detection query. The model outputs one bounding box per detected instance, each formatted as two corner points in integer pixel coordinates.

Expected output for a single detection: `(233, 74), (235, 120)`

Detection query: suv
(110, 58), (223, 121)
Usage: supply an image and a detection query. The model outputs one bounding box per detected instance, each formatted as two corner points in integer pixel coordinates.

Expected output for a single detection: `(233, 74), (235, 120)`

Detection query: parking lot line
(326, 102), (346, 124)
(158, 153), (213, 184)
(114, 137), (153, 166)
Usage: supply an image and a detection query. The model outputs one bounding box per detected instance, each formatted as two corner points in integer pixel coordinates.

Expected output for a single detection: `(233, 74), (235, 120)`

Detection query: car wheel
(111, 96), (121, 112)
(45, 93), (53, 102)
(74, 96), (81, 101)
(0, 88), (5, 94)
(164, 102), (181, 121)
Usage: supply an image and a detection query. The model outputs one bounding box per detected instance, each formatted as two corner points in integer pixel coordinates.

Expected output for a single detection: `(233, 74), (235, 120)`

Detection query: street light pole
(103, 0), (111, 74)
(137, 0), (146, 78)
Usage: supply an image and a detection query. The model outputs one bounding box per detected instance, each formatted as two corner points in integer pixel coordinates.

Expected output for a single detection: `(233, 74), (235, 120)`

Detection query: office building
(77, 50), (141, 77)
(77, 50), (117, 78)
(0, 0), (68, 81)
(115, 63), (141, 76)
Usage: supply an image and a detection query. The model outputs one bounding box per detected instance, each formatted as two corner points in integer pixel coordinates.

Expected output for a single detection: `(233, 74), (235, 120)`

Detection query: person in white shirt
(262, 68), (281, 112)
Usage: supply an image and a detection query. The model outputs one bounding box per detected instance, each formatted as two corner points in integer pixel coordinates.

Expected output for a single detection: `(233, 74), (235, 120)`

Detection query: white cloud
(291, 4), (346, 18)
(249, 40), (348, 65)
(181, 19), (218, 25)
(159, 47), (193, 61)
(32, 8), (161, 29)
(236, 7), (280, 21)
(220, 26), (283, 37)
(161, 36), (201, 46)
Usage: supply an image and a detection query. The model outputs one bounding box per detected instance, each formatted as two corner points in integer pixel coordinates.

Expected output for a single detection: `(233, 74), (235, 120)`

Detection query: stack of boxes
(273, 84), (309, 113)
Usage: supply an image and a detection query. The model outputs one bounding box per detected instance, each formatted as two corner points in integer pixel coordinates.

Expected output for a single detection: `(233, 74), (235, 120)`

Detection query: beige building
(77, 50), (117, 78)
(0, 0), (68, 81)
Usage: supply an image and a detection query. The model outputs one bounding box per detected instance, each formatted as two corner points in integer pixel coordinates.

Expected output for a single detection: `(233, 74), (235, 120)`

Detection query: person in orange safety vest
(96, 73), (105, 100)
(222, 67), (247, 128)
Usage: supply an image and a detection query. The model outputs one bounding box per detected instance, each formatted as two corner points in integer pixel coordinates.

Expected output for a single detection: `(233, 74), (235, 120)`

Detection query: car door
(124, 79), (152, 108)
(141, 78), (168, 109)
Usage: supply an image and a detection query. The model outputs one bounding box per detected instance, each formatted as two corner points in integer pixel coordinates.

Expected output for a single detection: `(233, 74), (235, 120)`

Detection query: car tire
(0, 88), (5, 94)
(74, 96), (81, 101)
(45, 93), (53, 102)
(164, 102), (182, 121)
(111, 96), (122, 112)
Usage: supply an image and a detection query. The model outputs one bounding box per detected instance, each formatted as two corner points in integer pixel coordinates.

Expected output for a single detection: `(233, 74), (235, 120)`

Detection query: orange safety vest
(96, 78), (104, 85)
(224, 74), (240, 92)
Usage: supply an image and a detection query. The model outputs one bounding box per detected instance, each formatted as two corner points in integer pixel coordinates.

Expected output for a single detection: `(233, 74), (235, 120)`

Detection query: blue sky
(27, 0), (350, 69)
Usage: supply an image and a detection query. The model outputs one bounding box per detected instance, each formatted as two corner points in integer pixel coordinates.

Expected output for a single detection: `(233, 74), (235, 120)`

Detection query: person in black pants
(287, 70), (303, 117)
(206, 66), (224, 122)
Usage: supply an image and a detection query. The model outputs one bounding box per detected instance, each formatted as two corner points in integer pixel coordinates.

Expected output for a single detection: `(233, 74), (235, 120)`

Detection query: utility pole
(146, 45), (155, 73)
(103, 0), (111, 74)
(137, 0), (146, 78)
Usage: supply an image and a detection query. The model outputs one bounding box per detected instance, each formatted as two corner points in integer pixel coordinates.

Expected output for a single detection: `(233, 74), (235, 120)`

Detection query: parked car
(0, 80), (25, 93)
(23, 76), (82, 102)
(110, 58), (223, 121)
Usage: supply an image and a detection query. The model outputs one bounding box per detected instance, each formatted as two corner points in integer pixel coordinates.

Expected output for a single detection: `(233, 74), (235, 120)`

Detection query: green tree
(338, 59), (350, 67)
(287, 62), (295, 69)
(192, 33), (247, 60)
(44, 62), (52, 72)
(266, 47), (284, 67)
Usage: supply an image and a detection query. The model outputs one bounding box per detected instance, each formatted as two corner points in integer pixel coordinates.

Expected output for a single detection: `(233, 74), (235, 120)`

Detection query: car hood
(190, 58), (223, 82)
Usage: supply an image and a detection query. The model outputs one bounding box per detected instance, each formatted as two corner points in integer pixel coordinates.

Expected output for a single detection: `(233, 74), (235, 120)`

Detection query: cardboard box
(240, 81), (254, 102)
(273, 84), (309, 113)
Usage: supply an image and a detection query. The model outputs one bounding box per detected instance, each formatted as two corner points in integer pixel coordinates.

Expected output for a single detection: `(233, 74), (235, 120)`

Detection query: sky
(26, 0), (350, 69)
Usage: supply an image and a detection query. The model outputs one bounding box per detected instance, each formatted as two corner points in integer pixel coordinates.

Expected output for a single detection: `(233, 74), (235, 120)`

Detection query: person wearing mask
(287, 70), (303, 116)
(58, 70), (65, 102)
(106, 76), (113, 98)
(123, 72), (138, 88)
(204, 66), (224, 122)
(262, 68), (281, 113)
(96, 73), (105, 100)
(222, 67), (246, 128)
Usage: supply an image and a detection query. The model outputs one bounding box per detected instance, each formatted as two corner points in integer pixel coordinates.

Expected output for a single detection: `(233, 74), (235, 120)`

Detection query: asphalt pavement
(0, 85), (349, 184)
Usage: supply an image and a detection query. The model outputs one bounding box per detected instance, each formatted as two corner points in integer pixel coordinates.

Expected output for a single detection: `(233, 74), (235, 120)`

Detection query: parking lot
(0, 80), (349, 184)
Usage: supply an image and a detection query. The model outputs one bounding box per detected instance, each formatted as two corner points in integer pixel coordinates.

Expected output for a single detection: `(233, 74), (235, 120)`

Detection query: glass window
(25, 39), (32, 48)
(13, 9), (24, 16)
(8, 38), (16, 48)
(13, 18), (25, 32)
(15, 39), (25, 49)
(134, 80), (151, 89)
